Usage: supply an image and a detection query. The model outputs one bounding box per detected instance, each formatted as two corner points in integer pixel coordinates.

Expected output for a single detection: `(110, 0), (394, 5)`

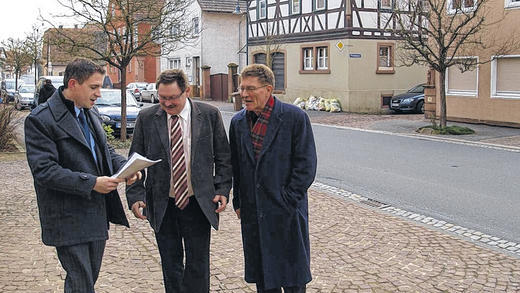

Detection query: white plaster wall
(161, 0), (202, 83)
(201, 12), (245, 74)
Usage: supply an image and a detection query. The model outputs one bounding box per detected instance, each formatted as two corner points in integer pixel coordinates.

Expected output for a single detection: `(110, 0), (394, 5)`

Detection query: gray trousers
(56, 240), (106, 293)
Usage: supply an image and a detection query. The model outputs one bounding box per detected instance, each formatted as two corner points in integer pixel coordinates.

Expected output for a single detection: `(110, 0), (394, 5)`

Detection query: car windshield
(136, 83), (148, 89)
(19, 85), (35, 93)
(408, 85), (424, 93)
(97, 91), (138, 106)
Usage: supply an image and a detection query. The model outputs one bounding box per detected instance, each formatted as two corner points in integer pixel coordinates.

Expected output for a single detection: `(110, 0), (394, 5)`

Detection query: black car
(2, 79), (20, 102)
(96, 89), (141, 136)
(390, 84), (425, 114)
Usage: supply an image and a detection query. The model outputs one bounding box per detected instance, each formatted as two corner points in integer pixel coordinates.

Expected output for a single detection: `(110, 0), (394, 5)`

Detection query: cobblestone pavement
(2, 153), (520, 292)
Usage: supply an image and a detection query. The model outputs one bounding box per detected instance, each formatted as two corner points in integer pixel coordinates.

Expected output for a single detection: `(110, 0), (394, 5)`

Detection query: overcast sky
(0, 0), (75, 42)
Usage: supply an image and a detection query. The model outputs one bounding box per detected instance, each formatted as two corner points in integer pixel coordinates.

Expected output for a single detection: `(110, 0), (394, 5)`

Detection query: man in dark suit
(230, 64), (317, 292)
(25, 58), (140, 293)
(126, 69), (232, 293)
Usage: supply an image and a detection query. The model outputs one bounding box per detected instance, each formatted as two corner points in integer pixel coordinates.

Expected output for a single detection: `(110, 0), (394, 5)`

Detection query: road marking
(313, 181), (520, 258)
(312, 123), (520, 153)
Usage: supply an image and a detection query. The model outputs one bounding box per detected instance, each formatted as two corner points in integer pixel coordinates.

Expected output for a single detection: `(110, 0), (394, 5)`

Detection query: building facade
(160, 0), (247, 94)
(429, 0), (520, 127)
(245, 0), (427, 113)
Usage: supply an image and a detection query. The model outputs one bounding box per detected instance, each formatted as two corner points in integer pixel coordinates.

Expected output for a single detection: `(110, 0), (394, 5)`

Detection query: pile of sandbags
(292, 96), (342, 112)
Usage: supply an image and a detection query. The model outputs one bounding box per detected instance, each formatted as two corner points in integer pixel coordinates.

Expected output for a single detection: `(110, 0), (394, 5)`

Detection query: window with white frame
(258, 0), (267, 19)
(300, 44), (330, 73)
(446, 58), (478, 96)
(315, 0), (326, 10)
(303, 48), (314, 70)
(505, 0), (520, 8)
(447, 0), (476, 13)
(317, 47), (328, 70)
(291, 0), (301, 14)
(377, 43), (394, 73)
(133, 27), (138, 48)
(192, 17), (199, 35)
(168, 58), (181, 69)
(491, 56), (520, 98)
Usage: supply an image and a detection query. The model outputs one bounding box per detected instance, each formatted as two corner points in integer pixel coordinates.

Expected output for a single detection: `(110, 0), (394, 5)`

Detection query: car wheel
(416, 100), (424, 114)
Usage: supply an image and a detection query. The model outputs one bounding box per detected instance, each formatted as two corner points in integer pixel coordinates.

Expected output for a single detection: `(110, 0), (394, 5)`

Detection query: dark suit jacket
(25, 89), (129, 247)
(126, 99), (232, 232)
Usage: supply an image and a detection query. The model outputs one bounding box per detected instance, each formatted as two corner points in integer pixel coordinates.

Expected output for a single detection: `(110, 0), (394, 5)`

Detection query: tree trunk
(120, 67), (128, 141)
(439, 69), (447, 128)
(34, 62), (38, 85)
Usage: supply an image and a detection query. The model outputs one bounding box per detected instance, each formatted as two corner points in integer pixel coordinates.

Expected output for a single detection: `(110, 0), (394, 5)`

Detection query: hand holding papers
(112, 152), (161, 179)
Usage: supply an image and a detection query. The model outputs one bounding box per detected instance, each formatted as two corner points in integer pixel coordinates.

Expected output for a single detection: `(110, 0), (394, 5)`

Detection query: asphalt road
(312, 124), (520, 243)
(219, 111), (520, 243)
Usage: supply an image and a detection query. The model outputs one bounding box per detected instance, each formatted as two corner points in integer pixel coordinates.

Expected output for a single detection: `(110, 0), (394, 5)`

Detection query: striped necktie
(170, 115), (189, 210)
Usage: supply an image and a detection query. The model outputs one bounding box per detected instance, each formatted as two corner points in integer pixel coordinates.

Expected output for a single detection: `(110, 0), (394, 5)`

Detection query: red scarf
(249, 96), (275, 160)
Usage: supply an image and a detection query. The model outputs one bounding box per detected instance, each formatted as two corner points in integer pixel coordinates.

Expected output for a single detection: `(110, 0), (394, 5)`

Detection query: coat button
(256, 184), (260, 189)
(80, 174), (88, 180)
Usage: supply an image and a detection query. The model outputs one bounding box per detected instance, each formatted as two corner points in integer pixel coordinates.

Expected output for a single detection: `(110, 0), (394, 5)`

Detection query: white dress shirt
(167, 101), (193, 198)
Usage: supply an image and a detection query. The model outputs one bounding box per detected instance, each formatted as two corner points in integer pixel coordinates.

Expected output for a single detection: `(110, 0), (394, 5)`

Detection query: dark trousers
(56, 240), (106, 293)
(155, 197), (211, 293)
(256, 285), (306, 293)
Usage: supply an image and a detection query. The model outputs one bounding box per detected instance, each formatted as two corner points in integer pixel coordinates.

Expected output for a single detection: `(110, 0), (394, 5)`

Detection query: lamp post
(234, 0), (249, 66)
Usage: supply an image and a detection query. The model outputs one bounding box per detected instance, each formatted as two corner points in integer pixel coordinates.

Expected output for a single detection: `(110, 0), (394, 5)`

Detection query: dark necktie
(78, 109), (91, 147)
(170, 115), (189, 210)
(78, 109), (97, 163)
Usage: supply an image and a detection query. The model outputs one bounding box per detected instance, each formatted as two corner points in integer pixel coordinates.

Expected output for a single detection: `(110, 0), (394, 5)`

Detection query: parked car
(126, 82), (148, 101)
(140, 83), (158, 103)
(96, 89), (141, 136)
(14, 84), (36, 110)
(33, 76), (64, 108)
(2, 79), (23, 102)
(390, 84), (425, 114)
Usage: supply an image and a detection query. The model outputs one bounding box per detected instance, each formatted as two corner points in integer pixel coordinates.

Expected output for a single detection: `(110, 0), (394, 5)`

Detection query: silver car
(14, 84), (36, 110)
(140, 83), (158, 103)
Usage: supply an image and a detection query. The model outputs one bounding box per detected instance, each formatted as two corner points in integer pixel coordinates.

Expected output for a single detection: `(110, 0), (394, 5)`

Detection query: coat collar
(235, 96), (284, 163)
(47, 90), (91, 150)
(153, 98), (201, 162)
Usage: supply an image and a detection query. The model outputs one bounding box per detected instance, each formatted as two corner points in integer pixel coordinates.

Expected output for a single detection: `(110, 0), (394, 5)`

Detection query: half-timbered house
(244, 0), (427, 112)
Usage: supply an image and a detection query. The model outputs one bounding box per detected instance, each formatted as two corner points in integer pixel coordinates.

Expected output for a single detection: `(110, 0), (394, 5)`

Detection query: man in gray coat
(126, 69), (232, 293)
(25, 58), (140, 293)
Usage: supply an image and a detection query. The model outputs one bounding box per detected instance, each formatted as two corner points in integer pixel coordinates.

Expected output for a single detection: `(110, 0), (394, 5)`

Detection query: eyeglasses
(239, 84), (268, 93)
(159, 90), (185, 101)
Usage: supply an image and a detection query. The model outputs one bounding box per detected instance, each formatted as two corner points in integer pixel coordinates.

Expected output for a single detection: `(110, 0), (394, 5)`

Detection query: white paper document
(112, 152), (161, 179)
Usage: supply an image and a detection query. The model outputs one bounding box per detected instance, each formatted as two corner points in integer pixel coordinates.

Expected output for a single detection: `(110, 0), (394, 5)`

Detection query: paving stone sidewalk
(1, 153), (520, 292)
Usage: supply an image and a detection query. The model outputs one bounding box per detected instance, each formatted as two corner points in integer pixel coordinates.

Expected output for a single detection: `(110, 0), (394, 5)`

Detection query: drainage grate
(360, 198), (389, 209)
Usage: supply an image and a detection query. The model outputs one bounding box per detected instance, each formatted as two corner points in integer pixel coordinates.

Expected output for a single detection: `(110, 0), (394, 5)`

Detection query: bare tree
(1, 38), (32, 98)
(26, 24), (45, 85)
(390, 0), (519, 127)
(42, 0), (195, 139)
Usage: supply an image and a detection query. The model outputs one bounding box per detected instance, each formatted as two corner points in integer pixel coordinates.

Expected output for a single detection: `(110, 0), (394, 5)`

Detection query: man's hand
(126, 171), (142, 186)
(93, 176), (124, 194)
(213, 195), (227, 213)
(131, 201), (147, 220)
(235, 208), (240, 219)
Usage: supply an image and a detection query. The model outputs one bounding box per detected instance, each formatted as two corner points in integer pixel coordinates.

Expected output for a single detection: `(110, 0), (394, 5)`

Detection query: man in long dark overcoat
(230, 64), (317, 292)
(25, 58), (140, 292)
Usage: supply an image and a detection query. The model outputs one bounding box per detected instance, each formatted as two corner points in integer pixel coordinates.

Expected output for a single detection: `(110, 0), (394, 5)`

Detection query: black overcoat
(230, 97), (317, 289)
(25, 89), (129, 247)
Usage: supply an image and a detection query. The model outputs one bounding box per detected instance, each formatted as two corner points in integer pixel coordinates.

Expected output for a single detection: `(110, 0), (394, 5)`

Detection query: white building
(161, 0), (247, 95)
